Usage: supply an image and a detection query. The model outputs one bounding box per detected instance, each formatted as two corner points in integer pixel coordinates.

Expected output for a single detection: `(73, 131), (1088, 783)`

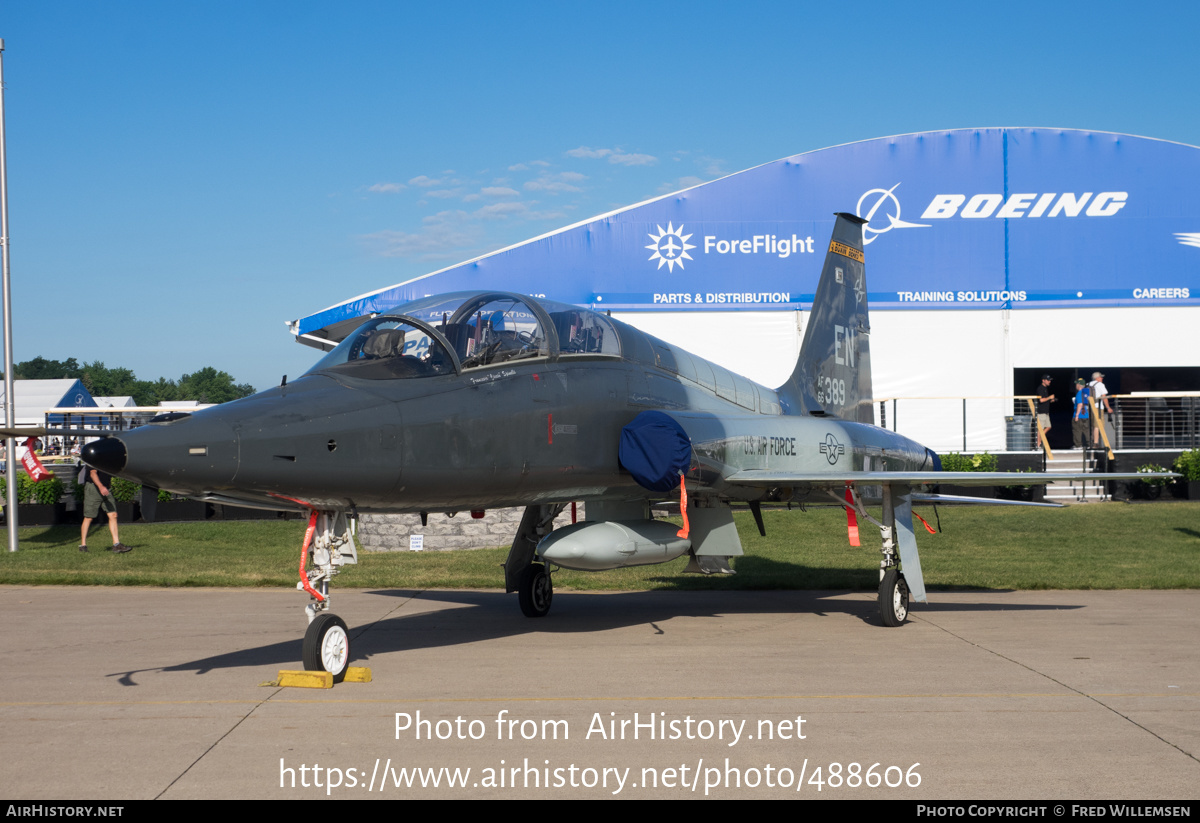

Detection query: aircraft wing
(910, 493), (1063, 508)
(723, 469), (1176, 488)
(0, 425), (115, 438)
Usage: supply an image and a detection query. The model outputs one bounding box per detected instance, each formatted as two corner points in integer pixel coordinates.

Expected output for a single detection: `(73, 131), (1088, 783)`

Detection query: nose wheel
(303, 613), (350, 682)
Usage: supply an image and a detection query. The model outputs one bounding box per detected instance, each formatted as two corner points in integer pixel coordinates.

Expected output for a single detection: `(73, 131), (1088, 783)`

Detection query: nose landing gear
(297, 510), (358, 681)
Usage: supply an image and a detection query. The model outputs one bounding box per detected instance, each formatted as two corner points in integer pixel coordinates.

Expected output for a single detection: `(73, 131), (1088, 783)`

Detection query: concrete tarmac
(1, 585), (1197, 800)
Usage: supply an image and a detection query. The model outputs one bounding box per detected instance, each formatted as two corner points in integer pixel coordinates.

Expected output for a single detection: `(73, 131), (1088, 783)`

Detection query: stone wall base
(358, 506), (578, 552)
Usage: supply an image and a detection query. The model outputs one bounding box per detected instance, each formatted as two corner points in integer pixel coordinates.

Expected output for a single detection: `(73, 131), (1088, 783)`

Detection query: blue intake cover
(619, 411), (692, 492)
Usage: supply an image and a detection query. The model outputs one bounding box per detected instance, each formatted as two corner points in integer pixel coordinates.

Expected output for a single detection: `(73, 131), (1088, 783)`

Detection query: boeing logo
(645, 222), (696, 273)
(856, 186), (1131, 244)
(921, 191), (1128, 219)
(1175, 232), (1200, 249)
(857, 184), (930, 245)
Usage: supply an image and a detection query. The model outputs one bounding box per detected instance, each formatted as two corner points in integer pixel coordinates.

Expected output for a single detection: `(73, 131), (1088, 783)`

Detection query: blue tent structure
(292, 128), (1200, 349)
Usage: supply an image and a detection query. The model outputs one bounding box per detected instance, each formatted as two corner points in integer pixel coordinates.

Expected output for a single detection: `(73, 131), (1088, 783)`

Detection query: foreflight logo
(645, 222), (696, 272)
(857, 183), (930, 245)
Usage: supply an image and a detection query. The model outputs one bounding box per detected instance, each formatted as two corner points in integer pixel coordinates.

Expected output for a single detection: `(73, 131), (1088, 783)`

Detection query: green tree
(13, 356), (82, 380)
(9, 356), (255, 405)
(79, 361), (139, 399)
(175, 367), (254, 404)
(142, 377), (180, 406)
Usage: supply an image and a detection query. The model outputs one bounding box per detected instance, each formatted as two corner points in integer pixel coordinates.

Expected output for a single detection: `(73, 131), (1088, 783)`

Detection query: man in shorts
(80, 465), (131, 553)
(1036, 375), (1055, 447)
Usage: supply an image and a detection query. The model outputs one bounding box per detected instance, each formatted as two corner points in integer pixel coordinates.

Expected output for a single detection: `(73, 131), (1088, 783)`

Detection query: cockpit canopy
(306, 317), (457, 380)
(307, 292), (621, 380)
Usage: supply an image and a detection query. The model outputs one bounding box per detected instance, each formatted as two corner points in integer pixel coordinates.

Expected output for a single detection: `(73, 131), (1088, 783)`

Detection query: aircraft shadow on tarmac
(109, 569), (1083, 684)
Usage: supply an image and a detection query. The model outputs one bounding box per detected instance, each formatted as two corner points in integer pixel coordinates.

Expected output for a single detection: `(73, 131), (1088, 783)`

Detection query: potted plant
(937, 451), (998, 498)
(998, 468), (1045, 502)
(1172, 450), (1200, 499)
(109, 477), (142, 522)
(1133, 463), (1169, 500)
(154, 488), (209, 521)
(213, 502), (270, 520)
(1, 472), (66, 525)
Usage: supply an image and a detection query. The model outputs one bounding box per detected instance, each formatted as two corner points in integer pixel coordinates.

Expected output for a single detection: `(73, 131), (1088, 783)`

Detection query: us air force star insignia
(819, 433), (845, 465)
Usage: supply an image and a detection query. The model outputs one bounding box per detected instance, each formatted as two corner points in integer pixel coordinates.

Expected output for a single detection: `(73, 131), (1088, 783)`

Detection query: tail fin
(776, 212), (874, 423)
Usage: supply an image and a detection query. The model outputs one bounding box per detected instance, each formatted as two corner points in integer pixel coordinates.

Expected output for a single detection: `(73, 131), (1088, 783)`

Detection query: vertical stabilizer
(776, 213), (873, 423)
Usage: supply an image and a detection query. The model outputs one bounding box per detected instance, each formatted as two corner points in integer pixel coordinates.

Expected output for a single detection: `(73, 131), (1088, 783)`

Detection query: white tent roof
(93, 396), (136, 408)
(0, 379), (97, 426)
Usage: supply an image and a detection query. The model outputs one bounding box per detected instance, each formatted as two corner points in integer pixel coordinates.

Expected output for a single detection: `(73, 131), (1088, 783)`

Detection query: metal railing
(874, 393), (1200, 456)
(1111, 393), (1200, 451)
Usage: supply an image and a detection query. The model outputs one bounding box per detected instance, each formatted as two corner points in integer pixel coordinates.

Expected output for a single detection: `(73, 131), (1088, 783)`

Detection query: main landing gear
(297, 510), (358, 682)
(505, 504), (565, 618)
(876, 490), (909, 627)
(874, 483), (923, 628)
(843, 483), (920, 627)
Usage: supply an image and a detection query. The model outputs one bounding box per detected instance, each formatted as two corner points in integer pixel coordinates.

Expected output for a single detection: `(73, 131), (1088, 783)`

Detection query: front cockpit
(306, 291), (622, 380)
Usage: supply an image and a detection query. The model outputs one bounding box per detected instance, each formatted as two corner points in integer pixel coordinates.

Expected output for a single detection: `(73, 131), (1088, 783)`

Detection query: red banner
(19, 437), (52, 482)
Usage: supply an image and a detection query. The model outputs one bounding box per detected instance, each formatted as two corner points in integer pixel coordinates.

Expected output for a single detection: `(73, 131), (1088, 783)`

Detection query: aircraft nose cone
(81, 437), (127, 474)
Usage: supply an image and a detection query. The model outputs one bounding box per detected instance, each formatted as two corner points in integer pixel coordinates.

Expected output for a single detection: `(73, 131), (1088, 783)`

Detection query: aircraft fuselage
(86, 292), (931, 514)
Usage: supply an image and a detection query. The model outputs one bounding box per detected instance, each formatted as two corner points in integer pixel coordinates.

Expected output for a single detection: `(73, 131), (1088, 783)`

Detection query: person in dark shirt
(1036, 375), (1056, 445)
(80, 465), (131, 553)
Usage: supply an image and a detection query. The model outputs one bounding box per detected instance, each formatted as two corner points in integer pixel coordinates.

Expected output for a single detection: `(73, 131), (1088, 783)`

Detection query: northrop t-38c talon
(34, 213), (1163, 681)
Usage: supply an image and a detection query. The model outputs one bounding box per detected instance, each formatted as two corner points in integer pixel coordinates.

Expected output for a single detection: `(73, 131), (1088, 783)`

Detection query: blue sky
(3, 0), (1198, 391)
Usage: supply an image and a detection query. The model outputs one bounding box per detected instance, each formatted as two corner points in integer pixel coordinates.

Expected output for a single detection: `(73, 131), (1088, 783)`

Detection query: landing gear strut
(297, 510), (358, 679)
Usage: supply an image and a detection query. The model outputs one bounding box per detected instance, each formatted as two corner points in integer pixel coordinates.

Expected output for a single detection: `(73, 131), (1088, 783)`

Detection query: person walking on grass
(79, 465), (131, 553)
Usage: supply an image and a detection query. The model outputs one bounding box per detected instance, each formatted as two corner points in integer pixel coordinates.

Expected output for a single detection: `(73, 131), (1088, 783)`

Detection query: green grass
(1, 501), (1197, 591)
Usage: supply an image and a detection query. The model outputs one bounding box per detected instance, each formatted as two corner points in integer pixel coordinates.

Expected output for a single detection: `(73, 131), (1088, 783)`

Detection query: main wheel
(879, 568), (909, 627)
(303, 613), (350, 682)
(518, 563), (553, 618)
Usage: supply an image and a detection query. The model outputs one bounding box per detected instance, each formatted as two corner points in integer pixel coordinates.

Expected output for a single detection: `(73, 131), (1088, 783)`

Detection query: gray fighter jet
(37, 213), (1160, 681)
